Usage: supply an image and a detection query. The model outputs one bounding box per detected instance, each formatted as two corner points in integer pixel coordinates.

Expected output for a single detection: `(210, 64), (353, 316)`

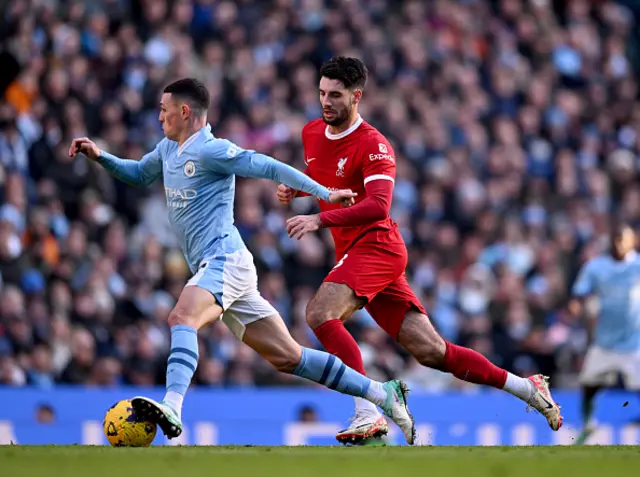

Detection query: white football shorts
(186, 248), (278, 340)
(579, 345), (640, 390)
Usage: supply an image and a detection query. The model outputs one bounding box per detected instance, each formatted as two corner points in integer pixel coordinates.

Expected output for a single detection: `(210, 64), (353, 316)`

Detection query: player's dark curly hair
(163, 78), (210, 115)
(319, 57), (368, 90)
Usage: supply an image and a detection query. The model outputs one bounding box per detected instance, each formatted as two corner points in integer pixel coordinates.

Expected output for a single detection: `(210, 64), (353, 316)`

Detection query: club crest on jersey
(336, 157), (348, 177)
(184, 160), (196, 177)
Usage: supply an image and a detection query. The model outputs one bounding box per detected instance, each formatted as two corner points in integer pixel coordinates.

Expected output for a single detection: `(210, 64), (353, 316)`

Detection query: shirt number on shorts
(332, 253), (349, 270)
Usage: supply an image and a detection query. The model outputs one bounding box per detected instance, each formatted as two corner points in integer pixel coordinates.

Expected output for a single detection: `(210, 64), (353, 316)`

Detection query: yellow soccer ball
(103, 399), (157, 447)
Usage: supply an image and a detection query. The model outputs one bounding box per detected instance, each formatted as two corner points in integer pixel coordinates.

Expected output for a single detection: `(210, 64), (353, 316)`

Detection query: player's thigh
(242, 313), (303, 373)
(396, 310), (447, 368)
(579, 346), (619, 387)
(308, 243), (406, 327)
(305, 282), (367, 328)
(367, 275), (446, 366)
(220, 283), (278, 337)
(171, 282), (223, 330)
(184, 249), (258, 330)
(365, 273), (423, 338)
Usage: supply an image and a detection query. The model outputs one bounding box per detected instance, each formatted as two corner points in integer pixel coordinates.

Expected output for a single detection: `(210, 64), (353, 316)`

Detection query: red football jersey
(301, 116), (400, 258)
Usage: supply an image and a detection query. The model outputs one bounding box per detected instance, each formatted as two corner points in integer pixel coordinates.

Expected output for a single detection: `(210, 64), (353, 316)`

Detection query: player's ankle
(163, 390), (184, 416)
(503, 373), (534, 401)
(354, 396), (380, 415)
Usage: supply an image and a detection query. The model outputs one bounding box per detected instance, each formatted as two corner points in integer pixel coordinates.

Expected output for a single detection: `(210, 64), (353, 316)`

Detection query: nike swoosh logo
(539, 395), (554, 409)
(306, 157), (316, 163)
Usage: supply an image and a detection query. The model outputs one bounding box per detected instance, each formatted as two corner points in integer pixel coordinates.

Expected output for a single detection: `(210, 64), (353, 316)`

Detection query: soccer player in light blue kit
(68, 78), (416, 444)
(570, 222), (640, 444)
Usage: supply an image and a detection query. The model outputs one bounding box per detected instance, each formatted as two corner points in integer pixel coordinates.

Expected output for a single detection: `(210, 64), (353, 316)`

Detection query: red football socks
(441, 341), (508, 389)
(313, 319), (366, 375)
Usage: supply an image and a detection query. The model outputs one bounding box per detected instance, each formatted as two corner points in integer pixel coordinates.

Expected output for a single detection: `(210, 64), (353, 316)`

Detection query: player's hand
(328, 189), (357, 207)
(286, 214), (322, 240)
(277, 184), (294, 205)
(68, 137), (101, 160)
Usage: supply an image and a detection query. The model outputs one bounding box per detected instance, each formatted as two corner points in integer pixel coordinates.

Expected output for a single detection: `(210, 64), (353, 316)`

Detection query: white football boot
(526, 374), (563, 431)
(336, 412), (389, 445)
(379, 380), (416, 445)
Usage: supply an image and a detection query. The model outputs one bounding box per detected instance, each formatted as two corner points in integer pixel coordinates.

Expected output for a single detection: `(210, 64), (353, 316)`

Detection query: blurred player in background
(278, 57), (563, 444)
(570, 222), (640, 445)
(69, 78), (416, 444)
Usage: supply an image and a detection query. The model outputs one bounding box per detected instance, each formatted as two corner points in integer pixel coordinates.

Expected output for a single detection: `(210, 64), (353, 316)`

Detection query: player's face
(319, 77), (359, 127)
(612, 226), (636, 258)
(159, 93), (184, 141)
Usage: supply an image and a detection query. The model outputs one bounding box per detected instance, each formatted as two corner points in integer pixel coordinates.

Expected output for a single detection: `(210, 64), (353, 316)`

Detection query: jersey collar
(178, 124), (212, 157)
(624, 250), (638, 263)
(325, 115), (363, 140)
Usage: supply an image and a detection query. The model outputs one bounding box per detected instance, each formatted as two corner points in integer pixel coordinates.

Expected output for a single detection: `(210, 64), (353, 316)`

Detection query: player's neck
(177, 120), (207, 147)
(613, 250), (636, 262)
(327, 112), (361, 136)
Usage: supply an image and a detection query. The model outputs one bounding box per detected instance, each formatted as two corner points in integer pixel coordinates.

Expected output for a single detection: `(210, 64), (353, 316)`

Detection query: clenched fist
(277, 184), (294, 205)
(68, 137), (101, 160)
(276, 184), (357, 207)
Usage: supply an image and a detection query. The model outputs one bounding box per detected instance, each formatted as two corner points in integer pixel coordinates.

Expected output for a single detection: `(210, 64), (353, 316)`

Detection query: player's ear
(352, 89), (363, 105)
(181, 103), (190, 119)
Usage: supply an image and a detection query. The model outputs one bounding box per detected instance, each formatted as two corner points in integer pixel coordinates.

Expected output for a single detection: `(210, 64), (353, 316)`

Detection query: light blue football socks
(164, 325), (199, 417)
(293, 347), (386, 405)
(162, 330), (387, 417)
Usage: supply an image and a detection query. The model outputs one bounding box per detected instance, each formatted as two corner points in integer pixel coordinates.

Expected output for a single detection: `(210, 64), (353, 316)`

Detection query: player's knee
(306, 308), (331, 330)
(167, 308), (197, 328)
(305, 300), (332, 329)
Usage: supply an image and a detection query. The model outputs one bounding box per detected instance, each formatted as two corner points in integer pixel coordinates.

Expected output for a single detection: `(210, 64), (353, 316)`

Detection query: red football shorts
(324, 231), (426, 339)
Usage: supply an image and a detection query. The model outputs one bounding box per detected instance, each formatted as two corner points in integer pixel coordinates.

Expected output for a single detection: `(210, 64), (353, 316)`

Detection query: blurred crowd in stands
(1, 0), (640, 391)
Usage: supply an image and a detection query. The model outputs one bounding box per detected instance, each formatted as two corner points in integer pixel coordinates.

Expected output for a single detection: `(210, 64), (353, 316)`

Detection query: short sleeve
(361, 135), (396, 186)
(572, 260), (596, 297)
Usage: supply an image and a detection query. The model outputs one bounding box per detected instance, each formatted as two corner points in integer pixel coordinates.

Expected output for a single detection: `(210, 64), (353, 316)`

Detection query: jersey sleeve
(360, 135), (396, 187)
(97, 140), (164, 187)
(572, 260), (596, 297)
(319, 179), (392, 227)
(200, 139), (331, 201)
(293, 168), (311, 198)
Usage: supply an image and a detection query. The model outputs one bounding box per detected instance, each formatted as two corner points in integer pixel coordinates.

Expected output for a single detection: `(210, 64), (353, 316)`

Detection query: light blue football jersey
(572, 251), (640, 352)
(97, 124), (330, 273)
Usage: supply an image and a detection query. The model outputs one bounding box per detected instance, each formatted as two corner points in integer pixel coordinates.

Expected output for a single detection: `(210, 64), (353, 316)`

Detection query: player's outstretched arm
(277, 181), (311, 204)
(285, 179), (393, 239)
(201, 139), (355, 205)
(68, 137), (162, 187)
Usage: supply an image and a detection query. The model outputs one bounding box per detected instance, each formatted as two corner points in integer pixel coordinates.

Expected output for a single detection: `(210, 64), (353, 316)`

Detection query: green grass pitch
(2, 446), (639, 477)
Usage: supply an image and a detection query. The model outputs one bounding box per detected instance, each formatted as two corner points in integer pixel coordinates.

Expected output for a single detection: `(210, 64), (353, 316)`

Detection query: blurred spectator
(297, 405), (319, 423)
(35, 403), (56, 424)
(1, 0), (639, 390)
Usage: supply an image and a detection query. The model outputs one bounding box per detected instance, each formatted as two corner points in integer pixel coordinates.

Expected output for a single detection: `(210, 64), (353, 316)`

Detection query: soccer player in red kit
(278, 57), (563, 445)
